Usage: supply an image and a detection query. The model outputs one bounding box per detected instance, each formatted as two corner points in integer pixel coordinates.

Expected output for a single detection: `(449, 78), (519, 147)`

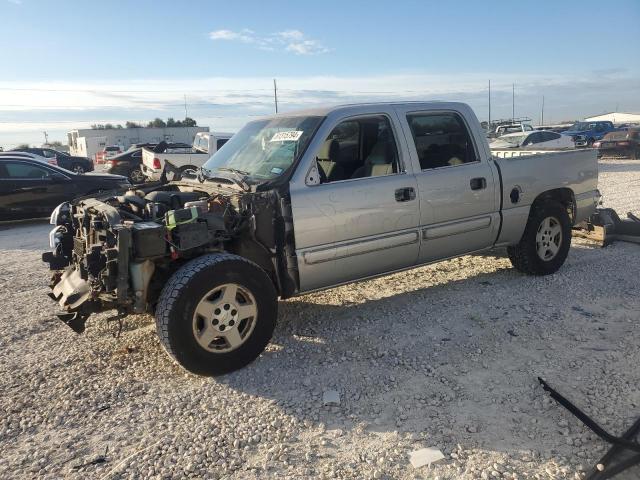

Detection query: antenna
(512, 83), (515, 121)
(273, 79), (279, 114)
(488, 80), (491, 127)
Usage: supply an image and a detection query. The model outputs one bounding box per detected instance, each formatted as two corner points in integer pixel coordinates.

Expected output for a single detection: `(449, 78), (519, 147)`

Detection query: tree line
(90, 117), (198, 130)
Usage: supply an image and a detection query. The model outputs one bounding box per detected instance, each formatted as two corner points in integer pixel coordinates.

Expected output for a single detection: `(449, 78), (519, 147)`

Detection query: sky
(0, 0), (639, 148)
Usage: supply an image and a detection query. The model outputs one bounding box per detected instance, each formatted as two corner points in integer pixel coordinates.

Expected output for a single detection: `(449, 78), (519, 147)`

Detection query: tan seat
(351, 142), (395, 178)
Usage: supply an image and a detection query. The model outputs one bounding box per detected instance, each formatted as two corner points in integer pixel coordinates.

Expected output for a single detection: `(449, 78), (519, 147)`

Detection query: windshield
(498, 134), (527, 146)
(202, 115), (323, 181)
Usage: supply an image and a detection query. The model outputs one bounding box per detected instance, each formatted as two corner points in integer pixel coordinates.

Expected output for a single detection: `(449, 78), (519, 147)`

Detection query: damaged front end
(42, 182), (248, 333)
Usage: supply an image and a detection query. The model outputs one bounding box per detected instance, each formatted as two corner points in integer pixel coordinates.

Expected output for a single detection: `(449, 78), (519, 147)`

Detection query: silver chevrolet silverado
(43, 102), (600, 375)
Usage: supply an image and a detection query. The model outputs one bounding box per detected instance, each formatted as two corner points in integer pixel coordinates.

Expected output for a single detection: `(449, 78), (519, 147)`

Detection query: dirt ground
(0, 159), (639, 480)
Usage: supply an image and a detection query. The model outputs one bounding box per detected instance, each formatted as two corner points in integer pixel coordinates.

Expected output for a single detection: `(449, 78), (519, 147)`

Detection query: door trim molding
(302, 229), (419, 265)
(422, 215), (492, 240)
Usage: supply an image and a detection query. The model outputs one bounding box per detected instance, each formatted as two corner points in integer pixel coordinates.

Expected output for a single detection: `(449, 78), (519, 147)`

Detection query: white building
(584, 112), (640, 125)
(67, 126), (209, 160)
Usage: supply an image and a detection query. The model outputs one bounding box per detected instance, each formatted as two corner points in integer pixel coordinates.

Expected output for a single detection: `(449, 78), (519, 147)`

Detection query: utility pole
(183, 94), (189, 119)
(43, 131), (49, 145)
(512, 83), (515, 121)
(541, 95), (545, 126)
(488, 80), (491, 128)
(273, 79), (279, 114)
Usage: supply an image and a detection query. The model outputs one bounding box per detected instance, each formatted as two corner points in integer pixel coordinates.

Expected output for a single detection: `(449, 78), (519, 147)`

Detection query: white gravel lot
(0, 159), (639, 480)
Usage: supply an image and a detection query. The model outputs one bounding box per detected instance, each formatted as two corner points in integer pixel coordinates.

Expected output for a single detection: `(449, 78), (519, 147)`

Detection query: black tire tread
(155, 253), (273, 374)
(507, 201), (571, 276)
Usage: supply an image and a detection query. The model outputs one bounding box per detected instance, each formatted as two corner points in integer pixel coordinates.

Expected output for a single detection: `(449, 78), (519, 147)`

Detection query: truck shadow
(214, 248), (620, 461)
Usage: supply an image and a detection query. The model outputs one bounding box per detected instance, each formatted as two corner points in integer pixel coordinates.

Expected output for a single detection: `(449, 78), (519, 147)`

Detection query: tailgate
(142, 148), (160, 171)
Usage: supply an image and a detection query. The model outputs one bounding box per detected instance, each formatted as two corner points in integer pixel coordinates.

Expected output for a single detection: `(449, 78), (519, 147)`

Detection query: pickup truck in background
(43, 101), (599, 376)
(562, 121), (618, 147)
(141, 131), (233, 181)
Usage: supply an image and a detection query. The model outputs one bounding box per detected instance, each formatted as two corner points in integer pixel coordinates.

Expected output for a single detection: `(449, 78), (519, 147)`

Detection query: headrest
(317, 139), (340, 161)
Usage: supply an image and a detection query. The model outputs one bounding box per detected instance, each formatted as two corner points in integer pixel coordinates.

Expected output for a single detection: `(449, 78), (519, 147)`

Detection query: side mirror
(305, 160), (321, 186)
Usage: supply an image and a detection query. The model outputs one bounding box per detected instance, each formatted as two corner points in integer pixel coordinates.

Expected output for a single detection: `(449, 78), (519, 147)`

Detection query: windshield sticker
(270, 167), (284, 175)
(270, 131), (303, 142)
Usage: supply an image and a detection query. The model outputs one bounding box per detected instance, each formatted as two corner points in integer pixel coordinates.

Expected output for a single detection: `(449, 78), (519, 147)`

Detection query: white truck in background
(141, 131), (233, 180)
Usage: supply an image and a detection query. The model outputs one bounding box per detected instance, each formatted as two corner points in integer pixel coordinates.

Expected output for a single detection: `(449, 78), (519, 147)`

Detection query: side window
(406, 112), (477, 169)
(526, 132), (544, 145)
(4, 162), (52, 179)
(216, 139), (228, 150)
(42, 150), (56, 158)
(132, 151), (142, 158)
(317, 115), (400, 183)
(544, 132), (561, 141)
(524, 124), (533, 131)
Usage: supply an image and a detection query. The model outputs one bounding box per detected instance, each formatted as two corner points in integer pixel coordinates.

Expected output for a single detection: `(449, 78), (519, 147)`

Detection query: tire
(128, 167), (145, 184)
(71, 163), (86, 174)
(507, 201), (571, 276)
(155, 253), (277, 376)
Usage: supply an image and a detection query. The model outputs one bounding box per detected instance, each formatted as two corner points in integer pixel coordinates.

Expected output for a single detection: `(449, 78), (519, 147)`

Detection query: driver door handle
(395, 187), (416, 202)
(470, 177), (487, 191)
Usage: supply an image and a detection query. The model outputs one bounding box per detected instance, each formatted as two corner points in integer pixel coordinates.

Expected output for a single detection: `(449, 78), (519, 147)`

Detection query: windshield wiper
(200, 167), (250, 191)
(216, 167), (251, 191)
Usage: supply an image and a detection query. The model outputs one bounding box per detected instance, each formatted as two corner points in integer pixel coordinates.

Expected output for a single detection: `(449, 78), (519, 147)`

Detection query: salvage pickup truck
(43, 102), (600, 376)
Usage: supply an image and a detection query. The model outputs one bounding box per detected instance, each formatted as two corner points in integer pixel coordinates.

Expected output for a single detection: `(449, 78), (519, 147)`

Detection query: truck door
(289, 111), (420, 292)
(394, 107), (500, 263)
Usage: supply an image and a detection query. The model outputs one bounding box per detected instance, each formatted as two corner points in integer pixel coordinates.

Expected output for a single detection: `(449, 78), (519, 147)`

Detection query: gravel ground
(0, 159), (639, 480)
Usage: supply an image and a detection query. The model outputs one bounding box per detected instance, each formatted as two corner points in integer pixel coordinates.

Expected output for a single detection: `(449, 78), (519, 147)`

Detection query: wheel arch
(531, 187), (576, 224)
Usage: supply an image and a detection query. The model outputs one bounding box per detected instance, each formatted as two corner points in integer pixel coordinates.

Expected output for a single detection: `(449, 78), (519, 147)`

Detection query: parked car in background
(1, 150), (58, 166)
(487, 123), (534, 139)
(0, 155), (129, 221)
(95, 145), (123, 164)
(11, 147), (94, 173)
(562, 121), (617, 147)
(490, 130), (575, 149)
(141, 131), (233, 181)
(102, 142), (192, 183)
(594, 128), (640, 159)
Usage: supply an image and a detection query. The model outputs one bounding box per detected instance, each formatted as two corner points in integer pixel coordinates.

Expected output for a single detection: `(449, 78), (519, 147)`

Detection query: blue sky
(1, 0), (639, 147)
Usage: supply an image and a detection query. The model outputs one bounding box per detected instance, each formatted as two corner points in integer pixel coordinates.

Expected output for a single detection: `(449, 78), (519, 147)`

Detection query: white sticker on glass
(270, 131), (303, 142)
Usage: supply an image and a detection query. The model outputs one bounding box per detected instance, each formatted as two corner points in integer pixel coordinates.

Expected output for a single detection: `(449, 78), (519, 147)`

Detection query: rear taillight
(152, 157), (161, 169)
(618, 141), (630, 146)
(47, 159), (58, 166)
(106, 160), (118, 167)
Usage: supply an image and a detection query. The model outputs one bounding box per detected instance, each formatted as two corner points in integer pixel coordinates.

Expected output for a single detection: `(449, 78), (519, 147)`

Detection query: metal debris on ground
(538, 377), (640, 479)
(573, 208), (640, 246)
(322, 390), (340, 406)
(408, 447), (446, 468)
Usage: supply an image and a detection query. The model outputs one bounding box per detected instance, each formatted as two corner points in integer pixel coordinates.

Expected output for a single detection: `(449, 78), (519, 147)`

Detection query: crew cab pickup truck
(562, 121), (618, 147)
(141, 131), (233, 181)
(42, 102), (599, 376)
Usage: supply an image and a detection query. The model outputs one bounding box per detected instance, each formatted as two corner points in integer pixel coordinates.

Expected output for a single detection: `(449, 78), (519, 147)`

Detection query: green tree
(104, 123), (115, 130)
(183, 117), (197, 127)
(126, 121), (142, 128)
(148, 118), (167, 128)
(16, 143), (30, 149)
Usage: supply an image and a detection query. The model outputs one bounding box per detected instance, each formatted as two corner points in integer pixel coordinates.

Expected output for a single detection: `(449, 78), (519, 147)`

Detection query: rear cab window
(406, 112), (478, 169)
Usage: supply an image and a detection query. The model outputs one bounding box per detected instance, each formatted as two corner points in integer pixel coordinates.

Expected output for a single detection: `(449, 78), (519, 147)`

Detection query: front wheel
(507, 201), (571, 276)
(71, 163), (86, 174)
(155, 253), (277, 376)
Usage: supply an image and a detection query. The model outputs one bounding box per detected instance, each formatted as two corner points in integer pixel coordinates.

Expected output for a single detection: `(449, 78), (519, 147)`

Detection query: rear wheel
(71, 163), (86, 174)
(128, 167), (145, 184)
(155, 253), (277, 376)
(507, 201), (571, 276)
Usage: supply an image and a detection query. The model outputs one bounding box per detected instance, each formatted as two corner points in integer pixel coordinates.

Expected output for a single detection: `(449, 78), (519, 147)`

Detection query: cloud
(209, 28), (329, 55)
(7, 0), (23, 4)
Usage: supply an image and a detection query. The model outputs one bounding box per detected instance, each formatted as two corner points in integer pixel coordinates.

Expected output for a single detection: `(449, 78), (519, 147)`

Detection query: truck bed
(141, 147), (210, 181)
(493, 149), (599, 246)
